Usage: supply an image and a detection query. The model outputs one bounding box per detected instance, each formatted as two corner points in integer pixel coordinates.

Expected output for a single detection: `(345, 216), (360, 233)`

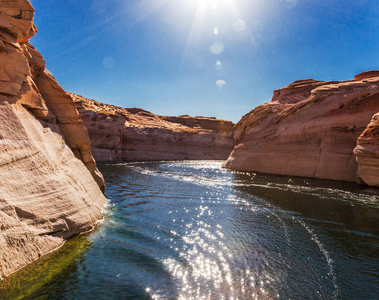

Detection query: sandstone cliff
(0, 0), (106, 280)
(224, 71), (379, 186)
(354, 112), (379, 187)
(71, 93), (234, 161)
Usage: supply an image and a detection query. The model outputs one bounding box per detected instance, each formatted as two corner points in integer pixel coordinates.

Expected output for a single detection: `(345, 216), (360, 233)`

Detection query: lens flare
(210, 42), (224, 54)
(215, 60), (223, 70)
(233, 19), (246, 32)
(216, 79), (226, 88)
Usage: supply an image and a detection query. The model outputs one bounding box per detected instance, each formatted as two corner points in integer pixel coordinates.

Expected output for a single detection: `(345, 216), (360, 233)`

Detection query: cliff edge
(224, 72), (379, 186)
(0, 0), (106, 280)
(71, 93), (234, 161)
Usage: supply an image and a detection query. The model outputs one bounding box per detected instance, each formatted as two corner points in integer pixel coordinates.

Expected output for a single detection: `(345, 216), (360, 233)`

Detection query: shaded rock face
(0, 0), (106, 280)
(224, 72), (379, 186)
(71, 93), (234, 161)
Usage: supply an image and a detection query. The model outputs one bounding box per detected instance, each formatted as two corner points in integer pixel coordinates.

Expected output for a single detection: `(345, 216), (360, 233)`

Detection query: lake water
(1, 161), (378, 299)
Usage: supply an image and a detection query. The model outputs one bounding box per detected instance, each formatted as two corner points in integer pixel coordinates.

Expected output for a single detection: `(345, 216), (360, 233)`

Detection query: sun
(194, 0), (236, 10)
(188, 0), (241, 35)
(192, 0), (241, 24)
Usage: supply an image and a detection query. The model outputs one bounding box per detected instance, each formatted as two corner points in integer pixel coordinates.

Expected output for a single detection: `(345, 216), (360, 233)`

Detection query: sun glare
(194, 0), (235, 5)
(182, 0), (243, 91)
(187, 0), (242, 39)
(134, 0), (246, 91)
(193, 0), (238, 12)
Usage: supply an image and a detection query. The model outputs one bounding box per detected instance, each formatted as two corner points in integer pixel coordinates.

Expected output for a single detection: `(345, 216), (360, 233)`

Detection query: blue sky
(30, 0), (379, 123)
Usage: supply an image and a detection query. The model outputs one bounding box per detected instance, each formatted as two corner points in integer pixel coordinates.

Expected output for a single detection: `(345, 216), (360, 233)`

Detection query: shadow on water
(231, 171), (379, 235)
(0, 233), (93, 300)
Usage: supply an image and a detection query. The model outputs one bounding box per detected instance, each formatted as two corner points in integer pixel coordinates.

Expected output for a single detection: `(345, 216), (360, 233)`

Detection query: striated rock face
(354, 113), (379, 187)
(71, 93), (234, 161)
(0, 0), (106, 280)
(224, 72), (379, 186)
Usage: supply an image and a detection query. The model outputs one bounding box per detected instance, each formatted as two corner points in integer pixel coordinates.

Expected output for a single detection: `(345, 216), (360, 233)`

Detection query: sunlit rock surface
(224, 72), (379, 186)
(0, 0), (106, 280)
(354, 112), (379, 187)
(71, 93), (234, 161)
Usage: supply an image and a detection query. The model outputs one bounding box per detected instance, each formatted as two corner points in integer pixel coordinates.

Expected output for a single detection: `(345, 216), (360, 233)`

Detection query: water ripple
(1, 161), (378, 300)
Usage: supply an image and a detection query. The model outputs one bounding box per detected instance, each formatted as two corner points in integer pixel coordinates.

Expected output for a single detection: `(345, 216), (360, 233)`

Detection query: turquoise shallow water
(1, 161), (378, 299)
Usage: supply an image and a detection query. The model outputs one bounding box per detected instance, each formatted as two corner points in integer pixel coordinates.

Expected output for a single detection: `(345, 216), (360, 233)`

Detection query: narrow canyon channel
(1, 161), (378, 299)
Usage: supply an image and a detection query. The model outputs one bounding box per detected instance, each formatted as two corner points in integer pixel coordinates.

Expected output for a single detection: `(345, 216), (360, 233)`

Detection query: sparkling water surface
(1, 161), (378, 299)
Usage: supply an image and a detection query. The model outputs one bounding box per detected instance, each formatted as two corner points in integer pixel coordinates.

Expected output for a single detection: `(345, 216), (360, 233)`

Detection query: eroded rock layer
(224, 72), (379, 186)
(0, 0), (106, 280)
(71, 93), (234, 161)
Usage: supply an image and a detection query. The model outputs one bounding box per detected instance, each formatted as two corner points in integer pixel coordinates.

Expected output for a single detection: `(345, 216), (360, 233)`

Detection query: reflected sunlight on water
(1, 161), (378, 299)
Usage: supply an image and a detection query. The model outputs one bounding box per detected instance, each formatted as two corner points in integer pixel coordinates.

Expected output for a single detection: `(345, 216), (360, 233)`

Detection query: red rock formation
(354, 70), (379, 81)
(224, 73), (379, 186)
(354, 113), (379, 187)
(71, 93), (234, 161)
(0, 0), (106, 280)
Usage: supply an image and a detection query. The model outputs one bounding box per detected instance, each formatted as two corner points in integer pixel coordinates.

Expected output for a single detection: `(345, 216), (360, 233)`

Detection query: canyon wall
(71, 93), (234, 161)
(0, 0), (106, 280)
(224, 72), (379, 187)
(354, 112), (379, 186)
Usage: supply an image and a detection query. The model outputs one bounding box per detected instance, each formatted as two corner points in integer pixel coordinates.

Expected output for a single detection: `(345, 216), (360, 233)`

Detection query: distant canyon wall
(224, 71), (379, 187)
(71, 93), (234, 162)
(0, 0), (106, 280)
